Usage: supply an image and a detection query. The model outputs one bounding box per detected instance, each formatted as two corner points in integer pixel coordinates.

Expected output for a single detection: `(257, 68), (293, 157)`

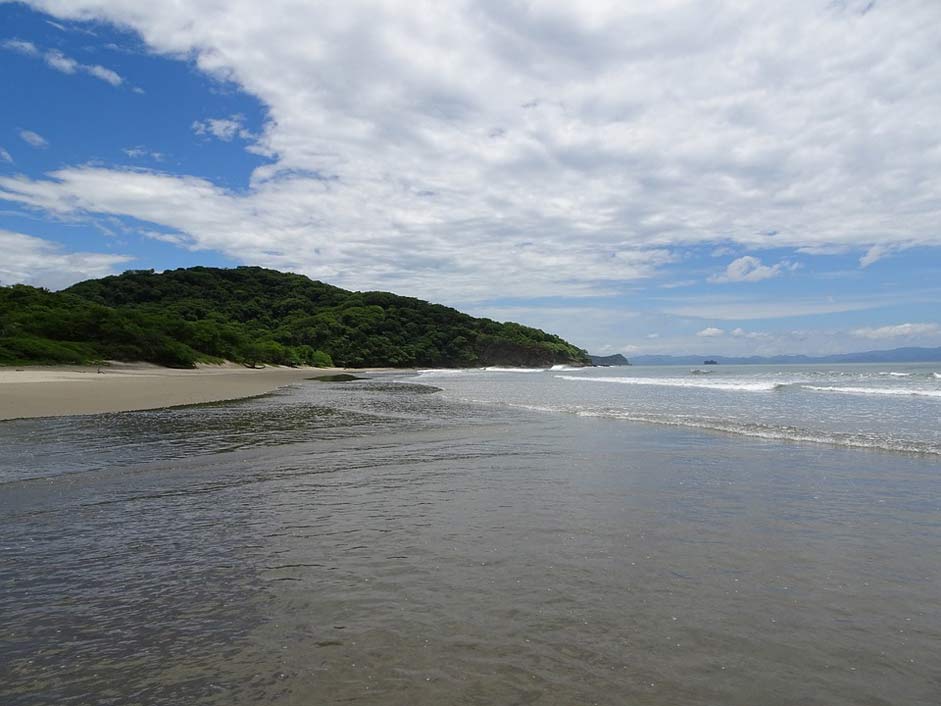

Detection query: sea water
(417, 362), (941, 456)
(1, 366), (939, 705)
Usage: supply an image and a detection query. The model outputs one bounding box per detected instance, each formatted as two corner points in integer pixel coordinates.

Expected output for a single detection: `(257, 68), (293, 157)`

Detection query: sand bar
(0, 363), (355, 420)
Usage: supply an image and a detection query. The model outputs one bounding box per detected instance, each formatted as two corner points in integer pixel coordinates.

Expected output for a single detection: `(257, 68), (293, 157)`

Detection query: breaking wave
(804, 385), (941, 398)
(556, 375), (941, 398)
(555, 375), (788, 392)
(484, 367), (547, 373)
(503, 403), (940, 456)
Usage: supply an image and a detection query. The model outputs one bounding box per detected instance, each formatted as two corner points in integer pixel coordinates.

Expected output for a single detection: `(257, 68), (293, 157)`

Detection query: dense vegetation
(0, 266), (589, 369)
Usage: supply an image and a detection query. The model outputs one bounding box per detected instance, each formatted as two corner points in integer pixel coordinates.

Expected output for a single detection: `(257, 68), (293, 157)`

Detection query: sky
(1, 0), (940, 357)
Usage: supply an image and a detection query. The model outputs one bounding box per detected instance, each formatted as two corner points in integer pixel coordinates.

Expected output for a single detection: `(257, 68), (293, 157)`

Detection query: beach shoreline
(0, 362), (393, 421)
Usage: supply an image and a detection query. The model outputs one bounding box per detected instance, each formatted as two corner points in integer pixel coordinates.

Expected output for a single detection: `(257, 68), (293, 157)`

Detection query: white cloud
(858, 244), (904, 268)
(44, 48), (78, 73)
(696, 327), (725, 337)
(19, 130), (48, 148)
(0, 229), (132, 290)
(192, 115), (253, 142)
(3, 38), (123, 86)
(731, 327), (768, 339)
(709, 255), (794, 283)
(851, 323), (941, 339)
(84, 63), (122, 86)
(4, 0), (941, 300)
(0, 147), (12, 164)
(1, 39), (39, 56)
(123, 146), (163, 161)
(0, 166), (675, 299)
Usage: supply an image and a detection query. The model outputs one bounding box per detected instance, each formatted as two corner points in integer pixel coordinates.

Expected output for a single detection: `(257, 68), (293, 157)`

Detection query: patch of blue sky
(1, 3), (264, 270)
(1, 4), (268, 189)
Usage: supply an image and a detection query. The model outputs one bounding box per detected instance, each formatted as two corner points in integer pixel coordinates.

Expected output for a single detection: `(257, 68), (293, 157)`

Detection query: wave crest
(484, 367), (547, 373)
(506, 403), (940, 455)
(555, 375), (787, 392)
(804, 385), (941, 398)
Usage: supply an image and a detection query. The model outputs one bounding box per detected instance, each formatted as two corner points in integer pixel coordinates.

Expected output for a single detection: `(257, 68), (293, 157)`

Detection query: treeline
(0, 266), (589, 369)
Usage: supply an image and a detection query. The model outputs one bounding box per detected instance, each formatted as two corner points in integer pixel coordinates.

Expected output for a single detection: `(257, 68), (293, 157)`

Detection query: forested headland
(0, 266), (589, 369)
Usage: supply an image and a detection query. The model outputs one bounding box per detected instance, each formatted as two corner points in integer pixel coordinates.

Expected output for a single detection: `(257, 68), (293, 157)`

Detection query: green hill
(0, 266), (589, 369)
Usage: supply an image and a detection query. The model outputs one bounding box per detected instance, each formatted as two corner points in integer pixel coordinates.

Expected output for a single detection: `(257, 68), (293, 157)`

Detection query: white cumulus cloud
(709, 256), (793, 283)
(0, 147), (12, 164)
(696, 327), (725, 337)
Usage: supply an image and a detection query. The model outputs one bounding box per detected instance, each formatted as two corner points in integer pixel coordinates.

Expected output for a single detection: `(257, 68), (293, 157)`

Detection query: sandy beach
(0, 363), (358, 420)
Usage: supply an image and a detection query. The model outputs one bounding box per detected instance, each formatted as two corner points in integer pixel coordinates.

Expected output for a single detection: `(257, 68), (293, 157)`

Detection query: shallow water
(2, 374), (940, 704)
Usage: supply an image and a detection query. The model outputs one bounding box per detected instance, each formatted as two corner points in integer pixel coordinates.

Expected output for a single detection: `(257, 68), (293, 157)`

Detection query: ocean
(1, 364), (939, 704)
(418, 362), (941, 456)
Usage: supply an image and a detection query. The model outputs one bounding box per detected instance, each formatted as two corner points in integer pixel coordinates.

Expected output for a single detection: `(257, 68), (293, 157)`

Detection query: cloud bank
(2, 0), (941, 302)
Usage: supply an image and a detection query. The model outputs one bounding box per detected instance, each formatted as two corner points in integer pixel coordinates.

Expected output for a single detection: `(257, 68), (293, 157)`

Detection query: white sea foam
(484, 366), (546, 373)
(550, 364), (585, 371)
(502, 402), (940, 455)
(932, 372), (941, 379)
(555, 375), (786, 392)
(415, 368), (474, 378)
(879, 371), (911, 377)
(804, 385), (941, 398)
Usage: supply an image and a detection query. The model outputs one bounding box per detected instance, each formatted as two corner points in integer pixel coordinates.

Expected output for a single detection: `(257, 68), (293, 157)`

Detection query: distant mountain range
(632, 347), (941, 366)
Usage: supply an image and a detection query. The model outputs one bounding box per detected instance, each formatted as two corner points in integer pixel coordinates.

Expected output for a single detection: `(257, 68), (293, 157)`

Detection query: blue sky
(1, 0), (940, 356)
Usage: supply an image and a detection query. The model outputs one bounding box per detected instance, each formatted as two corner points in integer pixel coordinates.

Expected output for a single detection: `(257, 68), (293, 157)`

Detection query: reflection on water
(0, 381), (460, 484)
(1, 376), (939, 705)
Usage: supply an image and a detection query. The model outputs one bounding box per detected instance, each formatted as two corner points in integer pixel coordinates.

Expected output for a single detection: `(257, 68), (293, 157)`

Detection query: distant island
(589, 353), (631, 366)
(0, 266), (590, 369)
(632, 348), (941, 365)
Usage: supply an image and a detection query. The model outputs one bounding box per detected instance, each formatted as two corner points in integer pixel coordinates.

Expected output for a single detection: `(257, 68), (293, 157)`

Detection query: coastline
(0, 362), (385, 421)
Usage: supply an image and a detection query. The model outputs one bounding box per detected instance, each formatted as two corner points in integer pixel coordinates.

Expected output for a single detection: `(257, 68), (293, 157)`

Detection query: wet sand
(0, 363), (368, 420)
